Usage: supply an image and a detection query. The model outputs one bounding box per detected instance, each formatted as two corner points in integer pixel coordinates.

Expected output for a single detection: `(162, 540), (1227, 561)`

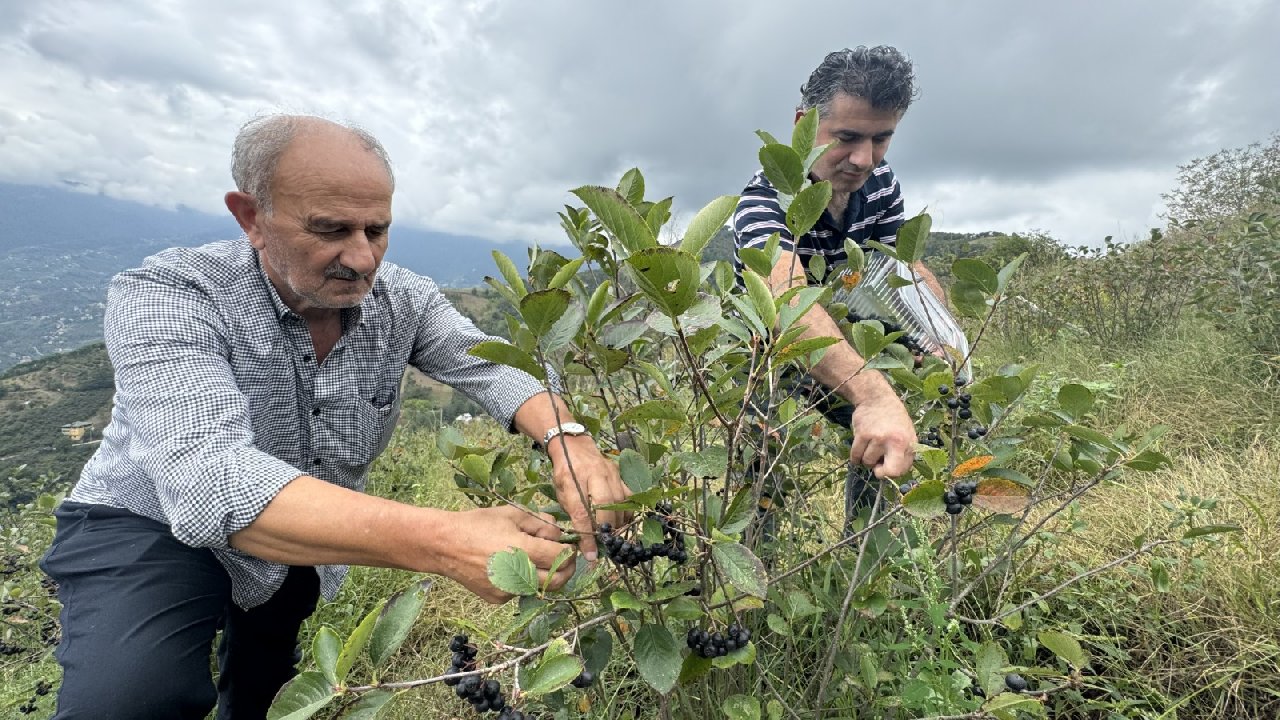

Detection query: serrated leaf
(368, 583), (428, 668)
(572, 185), (657, 255)
(712, 542), (768, 598)
(618, 448), (654, 492)
(894, 214), (931, 264)
(491, 251), (528, 299)
(646, 196), (674, 237)
(792, 108), (819, 160)
(723, 694), (762, 720)
(626, 247), (701, 317)
(902, 479), (946, 518)
(759, 143), (805, 195)
(1058, 384), (1094, 419)
(665, 596), (704, 620)
(314, 626), (342, 687)
(335, 689), (395, 719)
(786, 181), (832, 238)
(488, 548), (540, 597)
(1038, 630), (1089, 668)
(524, 653), (584, 696)
(609, 589), (647, 611)
(972, 478), (1031, 514)
(675, 446), (728, 478)
(952, 257), (999, 293)
(520, 288), (571, 337)
(615, 399), (686, 426)
(682, 195), (739, 258)
(983, 692), (1045, 717)
(268, 671), (336, 720)
(742, 268), (777, 331)
(720, 485), (756, 535)
(469, 341), (545, 380)
(617, 168), (645, 205)
(1182, 523), (1242, 539)
(337, 603), (382, 686)
(976, 642), (1009, 699)
(635, 625), (681, 694)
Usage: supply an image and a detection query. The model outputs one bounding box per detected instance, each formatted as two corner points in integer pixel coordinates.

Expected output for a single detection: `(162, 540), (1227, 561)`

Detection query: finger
(862, 441), (886, 471)
(875, 447), (915, 479)
(850, 433), (871, 466)
(538, 558), (578, 592)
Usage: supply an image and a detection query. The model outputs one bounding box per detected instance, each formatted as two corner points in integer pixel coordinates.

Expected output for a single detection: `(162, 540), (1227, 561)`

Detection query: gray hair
(230, 114), (395, 214)
(798, 46), (918, 116)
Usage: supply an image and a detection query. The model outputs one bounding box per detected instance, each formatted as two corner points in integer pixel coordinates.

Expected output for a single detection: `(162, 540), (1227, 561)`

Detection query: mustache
(325, 264), (368, 281)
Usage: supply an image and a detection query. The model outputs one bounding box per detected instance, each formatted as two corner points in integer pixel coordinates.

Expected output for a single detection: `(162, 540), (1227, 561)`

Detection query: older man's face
(249, 125), (393, 317)
(806, 92), (902, 197)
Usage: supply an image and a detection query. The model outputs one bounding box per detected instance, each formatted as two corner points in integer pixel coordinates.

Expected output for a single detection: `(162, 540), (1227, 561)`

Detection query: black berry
(1005, 673), (1028, 692)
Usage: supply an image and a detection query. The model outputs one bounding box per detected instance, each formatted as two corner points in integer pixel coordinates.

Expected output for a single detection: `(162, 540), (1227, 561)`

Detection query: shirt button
(312, 458), (322, 465)
(311, 408), (321, 416)
(302, 354), (313, 362)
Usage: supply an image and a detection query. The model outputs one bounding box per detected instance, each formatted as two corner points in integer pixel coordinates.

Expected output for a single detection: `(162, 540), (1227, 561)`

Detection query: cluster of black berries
(686, 624), (750, 659)
(0, 640), (24, 656)
(941, 386), (989, 439)
(599, 509), (687, 568)
(15, 680), (50, 714)
(445, 634), (512, 715)
(445, 633), (479, 678)
(918, 426), (944, 448)
(944, 481), (979, 515)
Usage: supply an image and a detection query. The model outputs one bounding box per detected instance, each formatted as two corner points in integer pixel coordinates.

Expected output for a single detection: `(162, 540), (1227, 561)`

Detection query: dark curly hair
(798, 46), (918, 115)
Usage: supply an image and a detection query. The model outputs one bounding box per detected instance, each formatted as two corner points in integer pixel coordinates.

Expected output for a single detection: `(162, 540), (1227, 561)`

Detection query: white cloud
(0, 0), (1277, 249)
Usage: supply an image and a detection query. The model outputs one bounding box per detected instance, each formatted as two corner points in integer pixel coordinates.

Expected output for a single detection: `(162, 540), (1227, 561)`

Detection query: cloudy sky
(2, 0), (1277, 249)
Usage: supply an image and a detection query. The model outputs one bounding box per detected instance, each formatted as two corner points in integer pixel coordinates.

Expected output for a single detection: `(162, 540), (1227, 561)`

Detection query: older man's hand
(545, 435), (630, 562)
(850, 396), (918, 479)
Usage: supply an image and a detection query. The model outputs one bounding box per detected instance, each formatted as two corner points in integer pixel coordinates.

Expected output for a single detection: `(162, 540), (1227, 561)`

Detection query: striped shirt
(68, 239), (553, 608)
(732, 162), (905, 285)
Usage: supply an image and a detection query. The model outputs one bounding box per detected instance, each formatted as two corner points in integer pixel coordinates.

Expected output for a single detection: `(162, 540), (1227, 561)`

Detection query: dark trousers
(39, 502), (320, 720)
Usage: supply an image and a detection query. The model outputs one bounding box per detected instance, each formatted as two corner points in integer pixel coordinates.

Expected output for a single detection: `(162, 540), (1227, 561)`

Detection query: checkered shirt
(68, 239), (553, 608)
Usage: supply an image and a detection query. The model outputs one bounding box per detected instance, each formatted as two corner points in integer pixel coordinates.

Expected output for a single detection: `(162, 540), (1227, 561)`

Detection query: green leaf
(580, 626), (614, 675)
(712, 542), (768, 598)
(617, 168), (645, 205)
(723, 694), (762, 720)
(1183, 523), (1242, 539)
(335, 689), (395, 719)
(766, 613), (792, 637)
(742, 268), (777, 331)
(951, 280), (989, 319)
(893, 213), (931, 264)
(491, 251), (528, 299)
(615, 399), (686, 426)
(681, 195), (739, 258)
(1038, 630), (1089, 668)
(767, 699), (784, 720)
(886, 274), (915, 289)
(1150, 557), (1170, 593)
(337, 603), (382, 686)
(646, 196), (674, 237)
(712, 641), (756, 668)
(585, 280), (612, 327)
(774, 336), (839, 366)
(572, 185), (657, 255)
(626, 247), (702, 317)
(1058, 384), (1095, 419)
(952, 258), (999, 293)
(975, 642), (1009, 699)
(786, 181), (832, 238)
(468, 341), (545, 381)
(523, 653), (584, 697)
(678, 652), (713, 685)
(675, 446), (728, 478)
(313, 627), (341, 687)
(902, 479), (946, 518)
(754, 129), (780, 145)
(719, 486), (756, 535)
(608, 589), (648, 611)
(996, 253), (1028, 294)
(488, 548), (540, 597)
(1125, 449), (1172, 472)
(520, 288), (571, 337)
(599, 319), (648, 348)
(983, 692), (1045, 718)
(791, 108), (819, 162)
(759, 143), (805, 195)
(665, 596), (704, 621)
(460, 454), (490, 484)
(267, 671), (336, 720)
(548, 257), (585, 290)
(635, 624), (681, 694)
(368, 583), (428, 668)
(618, 448), (655, 492)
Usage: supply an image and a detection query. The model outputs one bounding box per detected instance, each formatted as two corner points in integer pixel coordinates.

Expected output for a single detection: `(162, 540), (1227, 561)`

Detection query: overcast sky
(2, 0), (1277, 249)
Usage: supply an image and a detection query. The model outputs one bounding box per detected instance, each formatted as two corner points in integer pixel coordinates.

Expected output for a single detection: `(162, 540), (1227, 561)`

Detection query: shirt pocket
(342, 390), (401, 469)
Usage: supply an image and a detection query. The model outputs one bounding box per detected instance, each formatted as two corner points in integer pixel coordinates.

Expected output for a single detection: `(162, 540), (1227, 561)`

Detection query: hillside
(0, 183), (534, 372)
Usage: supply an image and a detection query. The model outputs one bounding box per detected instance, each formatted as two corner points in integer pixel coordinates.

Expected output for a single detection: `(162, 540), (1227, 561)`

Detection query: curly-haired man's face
(803, 92), (902, 197)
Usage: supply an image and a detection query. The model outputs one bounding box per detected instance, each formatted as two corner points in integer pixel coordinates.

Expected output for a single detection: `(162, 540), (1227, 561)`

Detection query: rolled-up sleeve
(104, 268), (302, 548)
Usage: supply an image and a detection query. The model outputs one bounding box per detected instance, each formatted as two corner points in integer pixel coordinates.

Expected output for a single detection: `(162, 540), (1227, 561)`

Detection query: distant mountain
(0, 182), (531, 371)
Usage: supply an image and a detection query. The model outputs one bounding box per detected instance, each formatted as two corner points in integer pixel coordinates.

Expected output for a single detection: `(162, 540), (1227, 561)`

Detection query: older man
(733, 46), (945, 520)
(40, 115), (628, 719)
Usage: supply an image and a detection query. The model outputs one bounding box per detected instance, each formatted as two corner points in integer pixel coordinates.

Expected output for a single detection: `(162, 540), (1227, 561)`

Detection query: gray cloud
(0, 0), (1276, 249)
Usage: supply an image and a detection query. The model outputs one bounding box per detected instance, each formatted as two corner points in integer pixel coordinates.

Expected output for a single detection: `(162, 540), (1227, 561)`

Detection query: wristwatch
(538, 422), (591, 452)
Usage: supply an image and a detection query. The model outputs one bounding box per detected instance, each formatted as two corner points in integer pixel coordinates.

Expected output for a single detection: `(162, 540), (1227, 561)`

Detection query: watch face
(562, 422), (587, 434)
